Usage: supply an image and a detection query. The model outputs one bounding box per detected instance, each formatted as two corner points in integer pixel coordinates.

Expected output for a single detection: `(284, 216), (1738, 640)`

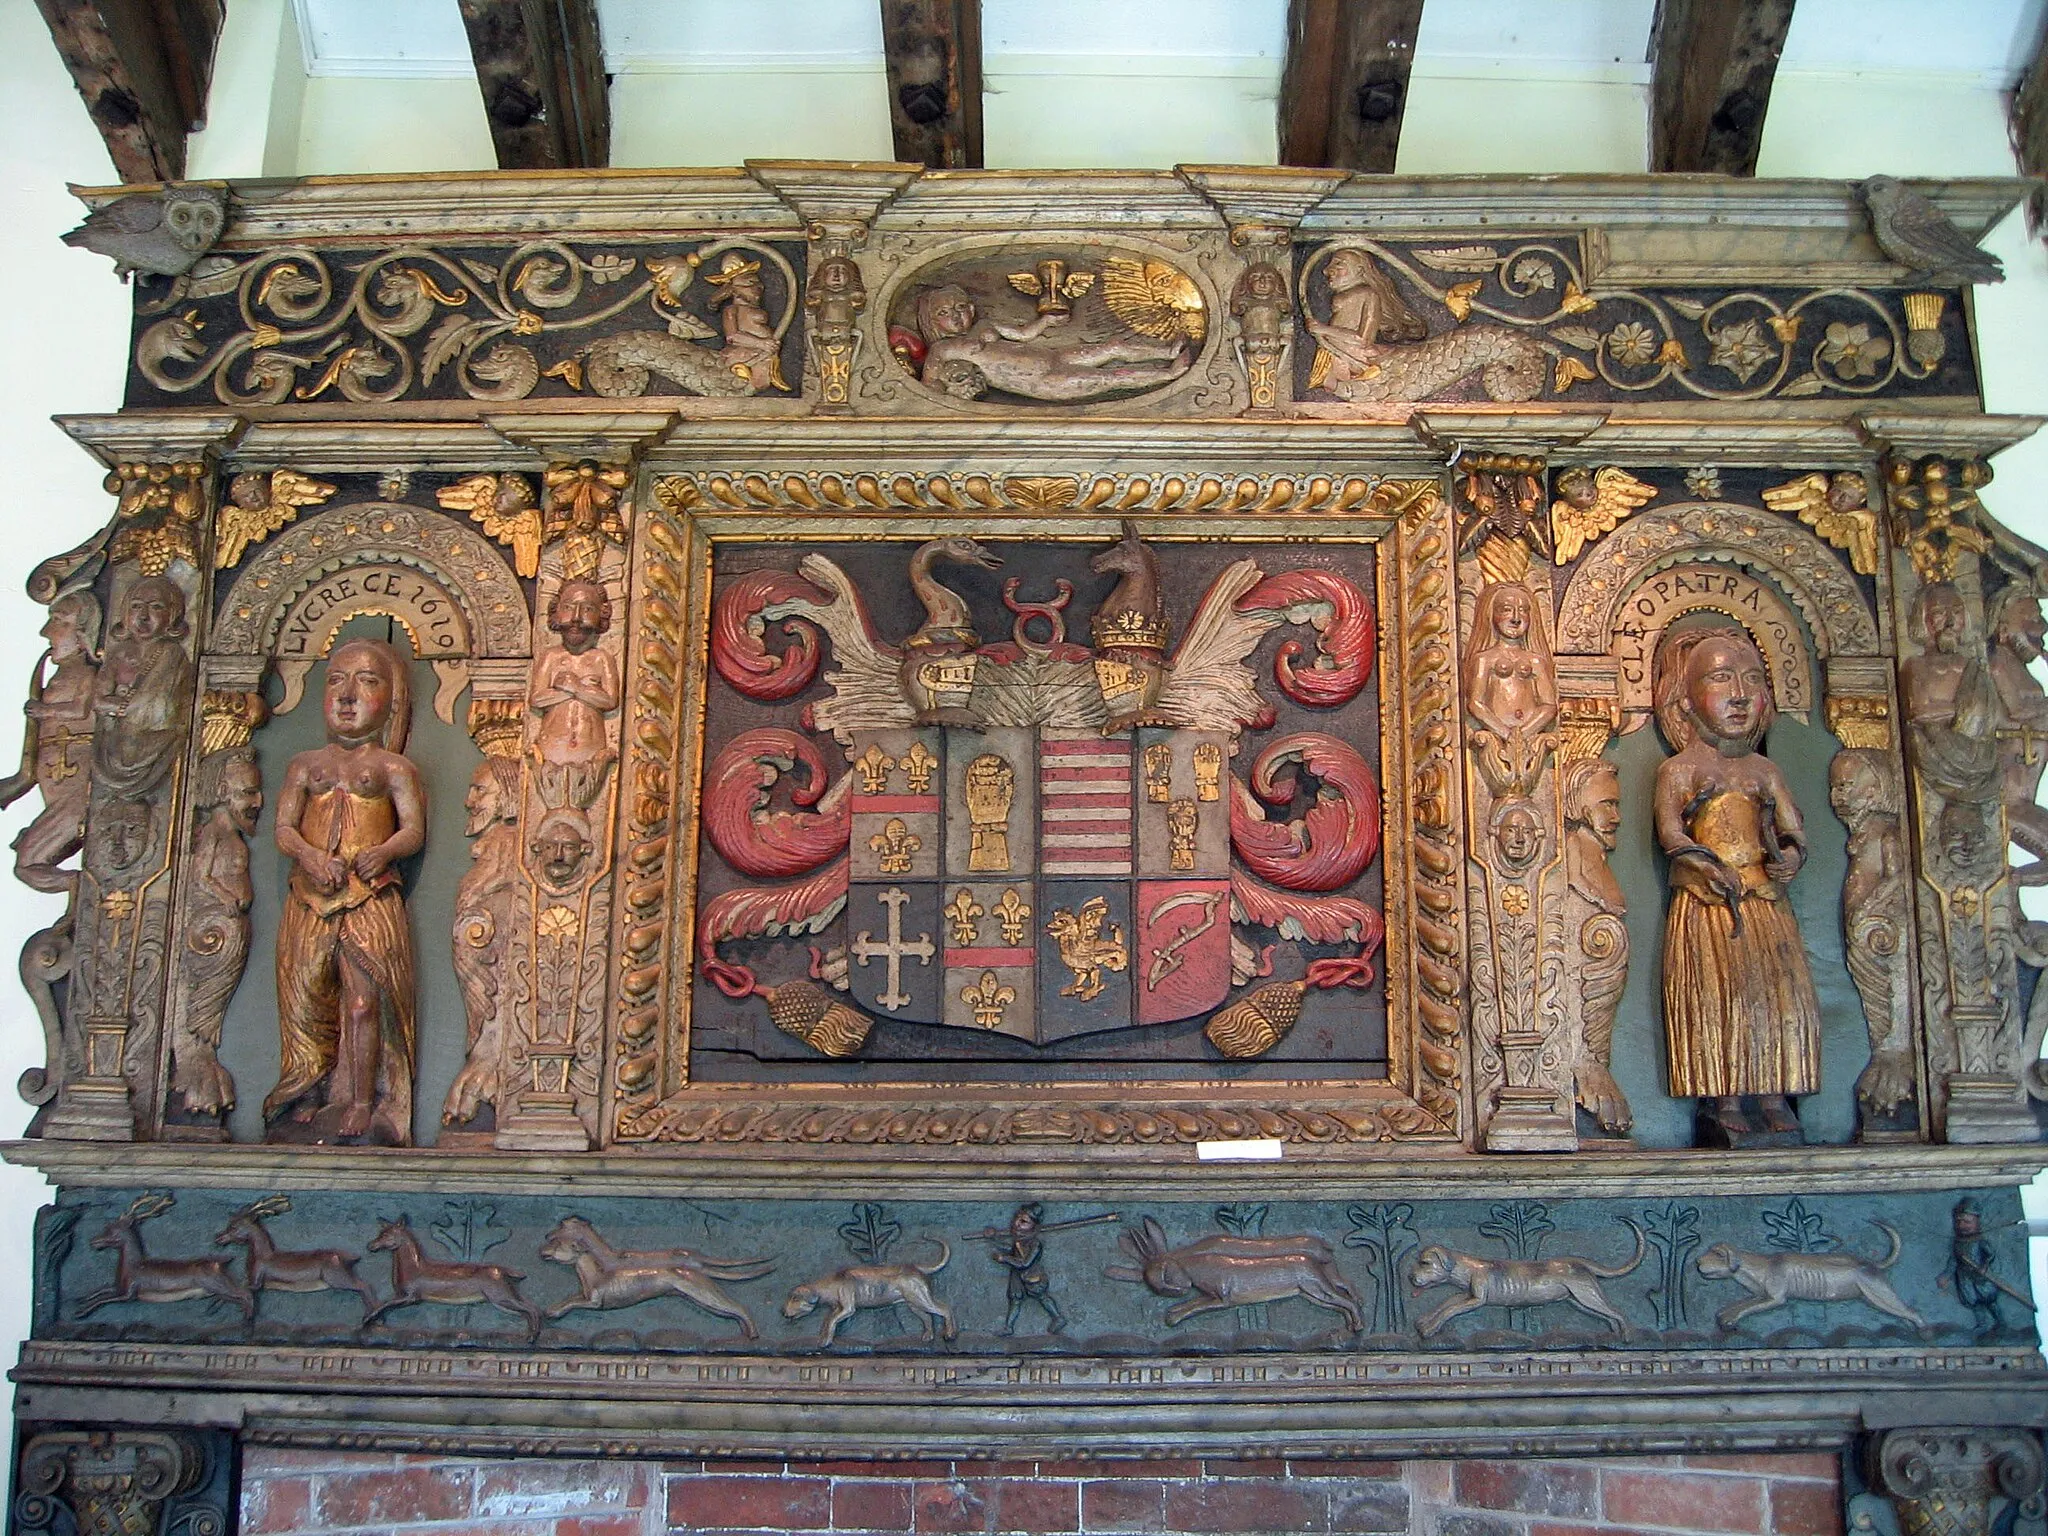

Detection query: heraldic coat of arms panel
(691, 522), (1389, 1084)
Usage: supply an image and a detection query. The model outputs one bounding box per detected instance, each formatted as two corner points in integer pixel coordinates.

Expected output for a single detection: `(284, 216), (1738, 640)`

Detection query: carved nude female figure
(1463, 580), (1557, 797)
(1304, 247), (1428, 394)
(1653, 625), (1822, 1145)
(265, 639), (425, 1144)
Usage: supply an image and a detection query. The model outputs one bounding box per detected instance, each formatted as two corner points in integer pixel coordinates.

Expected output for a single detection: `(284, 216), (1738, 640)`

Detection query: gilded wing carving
(437, 473), (542, 578)
(1762, 471), (1879, 576)
(1549, 466), (1655, 566)
(1101, 257), (1206, 345)
(215, 469), (336, 570)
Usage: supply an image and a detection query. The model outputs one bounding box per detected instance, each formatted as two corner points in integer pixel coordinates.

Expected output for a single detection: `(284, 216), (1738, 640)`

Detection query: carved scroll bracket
(485, 411), (679, 471)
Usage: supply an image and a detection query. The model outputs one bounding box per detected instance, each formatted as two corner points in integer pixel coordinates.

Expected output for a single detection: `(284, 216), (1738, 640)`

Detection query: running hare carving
(1104, 1216), (1365, 1331)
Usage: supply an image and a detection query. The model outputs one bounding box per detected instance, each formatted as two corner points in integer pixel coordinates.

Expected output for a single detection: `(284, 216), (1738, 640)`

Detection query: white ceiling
(290, 0), (2048, 89)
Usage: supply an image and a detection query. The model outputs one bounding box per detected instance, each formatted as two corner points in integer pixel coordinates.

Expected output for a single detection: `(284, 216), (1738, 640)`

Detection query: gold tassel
(1205, 979), (1307, 1059)
(765, 980), (872, 1058)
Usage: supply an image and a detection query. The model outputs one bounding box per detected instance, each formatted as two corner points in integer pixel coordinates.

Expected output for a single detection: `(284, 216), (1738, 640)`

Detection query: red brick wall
(239, 1448), (1842, 1536)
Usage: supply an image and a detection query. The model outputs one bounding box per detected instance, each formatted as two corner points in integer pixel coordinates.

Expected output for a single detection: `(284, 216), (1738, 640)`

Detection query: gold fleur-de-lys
(900, 740), (938, 794)
(1500, 885), (1530, 916)
(855, 744), (895, 794)
(961, 969), (1017, 1029)
(993, 888), (1032, 945)
(538, 906), (580, 941)
(943, 888), (984, 946)
(100, 890), (136, 920)
(868, 817), (921, 874)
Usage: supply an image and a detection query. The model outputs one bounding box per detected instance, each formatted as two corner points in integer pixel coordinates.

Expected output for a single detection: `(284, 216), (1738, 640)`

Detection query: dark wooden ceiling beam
(879, 0), (983, 169)
(1278, 0), (1426, 173)
(1648, 0), (1796, 175)
(457, 0), (610, 171)
(33, 0), (225, 184)
(2014, 21), (2048, 189)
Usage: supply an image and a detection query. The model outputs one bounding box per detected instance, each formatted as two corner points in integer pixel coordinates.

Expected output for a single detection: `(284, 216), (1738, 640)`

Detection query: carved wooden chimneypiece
(6, 165), (2046, 1532)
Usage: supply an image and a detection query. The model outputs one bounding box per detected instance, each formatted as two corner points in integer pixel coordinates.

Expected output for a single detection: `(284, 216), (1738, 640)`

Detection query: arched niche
(1557, 500), (1880, 730)
(212, 502), (532, 720)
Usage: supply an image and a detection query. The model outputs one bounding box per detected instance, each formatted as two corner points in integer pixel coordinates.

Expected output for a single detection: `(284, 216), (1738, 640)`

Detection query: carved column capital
(1867, 1427), (2046, 1536)
(15, 1427), (227, 1536)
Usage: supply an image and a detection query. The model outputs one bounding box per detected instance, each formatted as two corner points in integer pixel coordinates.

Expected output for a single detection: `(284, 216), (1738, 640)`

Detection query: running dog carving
(1411, 1220), (1645, 1336)
(782, 1239), (956, 1346)
(1695, 1221), (1925, 1330)
(540, 1216), (774, 1335)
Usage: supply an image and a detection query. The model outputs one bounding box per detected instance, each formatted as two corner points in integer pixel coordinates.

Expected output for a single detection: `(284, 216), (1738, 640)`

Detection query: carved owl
(62, 186), (228, 280)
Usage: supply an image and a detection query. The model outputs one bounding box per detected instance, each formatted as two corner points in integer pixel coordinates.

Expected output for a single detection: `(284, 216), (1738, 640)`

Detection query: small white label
(1195, 1137), (1284, 1161)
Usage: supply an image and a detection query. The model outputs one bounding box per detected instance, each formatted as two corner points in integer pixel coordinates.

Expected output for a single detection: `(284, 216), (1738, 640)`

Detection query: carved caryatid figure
(90, 575), (193, 801)
(1829, 748), (1916, 1116)
(266, 640), (424, 1145)
(1653, 625), (1823, 1145)
(1902, 580), (2000, 803)
(1987, 586), (2048, 883)
(530, 579), (621, 810)
(172, 748), (261, 1116)
(442, 757), (524, 1127)
(1562, 757), (1631, 1133)
(1463, 581), (1557, 798)
(0, 589), (100, 895)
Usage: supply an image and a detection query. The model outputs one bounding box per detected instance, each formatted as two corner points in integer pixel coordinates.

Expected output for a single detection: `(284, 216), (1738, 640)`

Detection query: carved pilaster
(39, 445), (226, 1143)
(804, 222), (869, 413)
(14, 1426), (236, 1536)
(1876, 439), (2041, 1144)
(1867, 1428), (2046, 1536)
(1443, 442), (1574, 1151)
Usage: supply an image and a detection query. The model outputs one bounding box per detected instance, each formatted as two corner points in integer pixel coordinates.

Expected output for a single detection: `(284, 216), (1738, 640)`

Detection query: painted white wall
(186, 0), (307, 181)
(611, 68), (894, 167)
(0, 0), (136, 1467)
